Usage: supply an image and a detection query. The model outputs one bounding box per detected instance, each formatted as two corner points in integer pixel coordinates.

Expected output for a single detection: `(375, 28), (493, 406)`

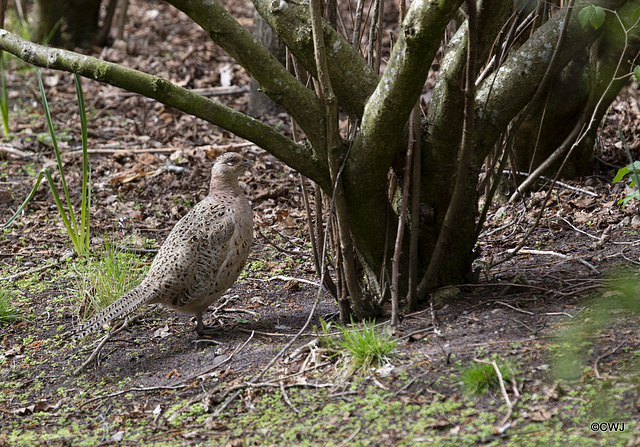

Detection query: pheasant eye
(227, 161), (234, 166)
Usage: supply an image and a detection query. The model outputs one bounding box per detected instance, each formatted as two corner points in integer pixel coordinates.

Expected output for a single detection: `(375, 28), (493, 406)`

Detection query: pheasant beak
(240, 158), (253, 171)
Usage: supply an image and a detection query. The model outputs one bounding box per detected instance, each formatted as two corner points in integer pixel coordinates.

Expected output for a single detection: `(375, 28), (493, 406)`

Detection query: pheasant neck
(209, 176), (242, 196)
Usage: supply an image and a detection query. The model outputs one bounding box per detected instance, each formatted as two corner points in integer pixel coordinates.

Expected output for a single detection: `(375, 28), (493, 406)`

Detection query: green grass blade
(36, 68), (78, 237)
(43, 169), (81, 254)
(0, 290), (22, 325)
(85, 168), (92, 248)
(42, 18), (63, 46)
(2, 170), (46, 229)
(0, 52), (9, 137)
(74, 74), (90, 251)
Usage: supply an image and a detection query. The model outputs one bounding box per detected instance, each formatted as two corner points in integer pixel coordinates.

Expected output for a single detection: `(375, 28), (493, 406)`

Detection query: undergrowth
(0, 288), (21, 324)
(73, 240), (149, 320)
(319, 318), (398, 375)
(459, 357), (516, 397)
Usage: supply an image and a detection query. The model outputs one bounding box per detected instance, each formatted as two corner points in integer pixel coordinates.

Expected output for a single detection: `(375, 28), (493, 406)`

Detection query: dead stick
(473, 358), (512, 409)
(390, 108), (415, 327)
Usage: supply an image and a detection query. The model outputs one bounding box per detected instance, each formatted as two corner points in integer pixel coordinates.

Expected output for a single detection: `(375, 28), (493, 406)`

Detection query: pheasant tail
(70, 283), (159, 340)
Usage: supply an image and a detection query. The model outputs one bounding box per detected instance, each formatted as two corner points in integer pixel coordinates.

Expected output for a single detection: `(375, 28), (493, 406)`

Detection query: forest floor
(2, 0), (640, 446)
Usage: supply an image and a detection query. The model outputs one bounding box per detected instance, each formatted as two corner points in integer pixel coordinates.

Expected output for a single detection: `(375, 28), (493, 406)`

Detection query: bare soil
(1, 1), (640, 445)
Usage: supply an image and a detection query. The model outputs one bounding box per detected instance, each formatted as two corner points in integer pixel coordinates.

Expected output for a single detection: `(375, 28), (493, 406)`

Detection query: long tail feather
(70, 284), (157, 340)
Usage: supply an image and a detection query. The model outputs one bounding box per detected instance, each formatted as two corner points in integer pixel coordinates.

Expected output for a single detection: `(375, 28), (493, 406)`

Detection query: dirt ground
(1, 0), (640, 445)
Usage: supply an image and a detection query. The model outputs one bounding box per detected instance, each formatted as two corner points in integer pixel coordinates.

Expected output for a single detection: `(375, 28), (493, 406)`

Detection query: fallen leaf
(13, 400), (59, 415)
(153, 324), (172, 338)
(4, 345), (23, 357)
(109, 431), (125, 442)
(531, 409), (553, 421)
(166, 369), (181, 379)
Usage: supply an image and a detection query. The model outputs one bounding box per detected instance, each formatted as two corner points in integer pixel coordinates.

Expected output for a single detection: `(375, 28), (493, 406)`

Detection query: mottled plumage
(72, 152), (253, 339)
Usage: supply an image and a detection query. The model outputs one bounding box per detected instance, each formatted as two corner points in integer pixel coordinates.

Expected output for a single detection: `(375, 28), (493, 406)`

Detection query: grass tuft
(0, 289), (21, 325)
(322, 318), (398, 374)
(74, 240), (149, 320)
(459, 357), (515, 396)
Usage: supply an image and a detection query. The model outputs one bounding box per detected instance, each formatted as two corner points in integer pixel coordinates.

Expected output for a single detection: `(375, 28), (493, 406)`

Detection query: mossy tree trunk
(33, 0), (115, 48)
(247, 9), (286, 118)
(512, 0), (640, 178)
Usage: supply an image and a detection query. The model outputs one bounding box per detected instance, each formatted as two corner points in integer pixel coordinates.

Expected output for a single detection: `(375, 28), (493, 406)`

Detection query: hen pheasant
(72, 152), (253, 339)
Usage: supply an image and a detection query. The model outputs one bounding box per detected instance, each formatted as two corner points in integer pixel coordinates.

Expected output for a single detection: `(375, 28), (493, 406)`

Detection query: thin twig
(279, 380), (300, 413)
(62, 142), (254, 156)
(396, 326), (435, 341)
(269, 275), (321, 287)
(221, 308), (258, 316)
(213, 380), (332, 416)
(0, 146), (33, 158)
(115, 245), (159, 255)
(506, 248), (599, 274)
(495, 301), (534, 315)
(394, 370), (433, 395)
(338, 425), (362, 447)
(507, 118), (586, 203)
(257, 231), (311, 258)
(407, 105), (422, 311)
(473, 358), (512, 408)
(593, 340), (627, 380)
(620, 246), (640, 265)
(505, 170), (598, 198)
(390, 112), (415, 327)
(555, 216), (599, 240)
(351, 0), (366, 51)
(175, 331), (255, 385)
(79, 384), (189, 408)
(244, 275), (321, 288)
(2, 251), (74, 282)
(74, 319), (132, 375)
(235, 327), (298, 337)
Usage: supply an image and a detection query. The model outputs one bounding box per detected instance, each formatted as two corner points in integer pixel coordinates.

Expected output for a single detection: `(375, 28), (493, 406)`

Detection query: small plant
(613, 161), (640, 206)
(459, 357), (515, 397)
(578, 5), (606, 30)
(330, 318), (398, 374)
(3, 70), (91, 255)
(613, 129), (640, 207)
(75, 241), (149, 320)
(0, 289), (21, 325)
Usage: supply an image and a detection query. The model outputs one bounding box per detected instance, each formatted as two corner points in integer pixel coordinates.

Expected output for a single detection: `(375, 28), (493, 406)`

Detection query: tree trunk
(247, 8), (286, 118)
(513, 0), (640, 179)
(33, 0), (115, 48)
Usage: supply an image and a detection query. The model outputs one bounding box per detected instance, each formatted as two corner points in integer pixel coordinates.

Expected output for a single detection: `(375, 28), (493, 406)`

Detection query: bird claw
(195, 324), (223, 337)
